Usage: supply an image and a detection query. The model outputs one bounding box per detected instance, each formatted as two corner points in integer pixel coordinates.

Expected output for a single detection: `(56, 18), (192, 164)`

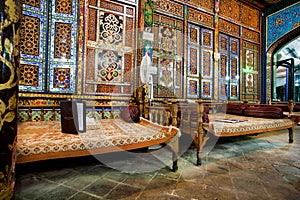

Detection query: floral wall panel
(187, 24), (214, 99)
(202, 50), (213, 79)
(188, 47), (199, 77)
(84, 0), (136, 96)
(152, 13), (183, 98)
(202, 80), (213, 99)
(242, 41), (259, 100)
(218, 34), (240, 100)
(187, 77), (199, 98)
(19, 1), (47, 92)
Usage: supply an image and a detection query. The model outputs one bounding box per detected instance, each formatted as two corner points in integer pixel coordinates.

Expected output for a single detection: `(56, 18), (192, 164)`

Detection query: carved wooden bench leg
(288, 127), (294, 143)
(170, 134), (179, 172)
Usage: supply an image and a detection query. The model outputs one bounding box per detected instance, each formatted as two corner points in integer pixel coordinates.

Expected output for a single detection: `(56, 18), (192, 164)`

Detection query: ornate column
(0, 0), (21, 199)
(214, 0), (220, 100)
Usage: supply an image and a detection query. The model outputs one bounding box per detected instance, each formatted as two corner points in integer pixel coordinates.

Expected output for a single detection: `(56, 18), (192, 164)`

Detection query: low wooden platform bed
(17, 100), (180, 172)
(180, 100), (300, 165)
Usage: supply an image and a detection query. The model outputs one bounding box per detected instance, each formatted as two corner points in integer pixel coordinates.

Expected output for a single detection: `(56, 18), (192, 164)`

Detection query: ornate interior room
(0, 0), (300, 199)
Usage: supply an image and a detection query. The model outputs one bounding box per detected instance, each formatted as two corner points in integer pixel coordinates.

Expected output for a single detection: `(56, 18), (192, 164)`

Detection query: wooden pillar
(0, 1), (21, 199)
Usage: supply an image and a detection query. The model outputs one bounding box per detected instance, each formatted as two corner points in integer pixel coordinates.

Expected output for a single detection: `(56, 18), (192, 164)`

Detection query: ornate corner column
(213, 0), (220, 100)
(0, 1), (21, 199)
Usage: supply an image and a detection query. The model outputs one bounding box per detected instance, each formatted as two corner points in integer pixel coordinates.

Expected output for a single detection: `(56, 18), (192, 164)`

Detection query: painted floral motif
(97, 50), (121, 82)
(159, 59), (173, 87)
(99, 13), (122, 45)
(144, 0), (154, 26)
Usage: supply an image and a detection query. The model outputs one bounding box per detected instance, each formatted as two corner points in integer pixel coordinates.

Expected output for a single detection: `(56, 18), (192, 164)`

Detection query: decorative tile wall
(19, 0), (78, 93)
(84, 0), (136, 96)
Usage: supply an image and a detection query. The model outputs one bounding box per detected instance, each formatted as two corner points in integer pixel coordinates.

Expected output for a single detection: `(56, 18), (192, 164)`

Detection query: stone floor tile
(15, 174), (59, 199)
(83, 178), (119, 198)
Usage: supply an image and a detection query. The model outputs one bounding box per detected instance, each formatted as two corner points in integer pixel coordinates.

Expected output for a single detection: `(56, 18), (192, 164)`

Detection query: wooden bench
(17, 100), (180, 172)
(180, 100), (300, 166)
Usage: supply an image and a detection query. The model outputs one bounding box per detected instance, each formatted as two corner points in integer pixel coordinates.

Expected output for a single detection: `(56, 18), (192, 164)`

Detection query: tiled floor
(15, 127), (300, 200)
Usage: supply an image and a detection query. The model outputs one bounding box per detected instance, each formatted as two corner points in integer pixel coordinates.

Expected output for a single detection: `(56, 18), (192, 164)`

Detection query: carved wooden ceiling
(241, 0), (284, 9)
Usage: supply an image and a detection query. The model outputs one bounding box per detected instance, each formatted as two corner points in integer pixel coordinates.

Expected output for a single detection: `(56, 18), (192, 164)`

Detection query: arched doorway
(265, 26), (300, 103)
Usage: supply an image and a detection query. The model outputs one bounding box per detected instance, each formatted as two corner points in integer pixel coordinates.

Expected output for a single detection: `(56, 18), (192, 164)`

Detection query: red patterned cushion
(226, 103), (246, 115)
(121, 105), (140, 123)
(244, 106), (283, 119)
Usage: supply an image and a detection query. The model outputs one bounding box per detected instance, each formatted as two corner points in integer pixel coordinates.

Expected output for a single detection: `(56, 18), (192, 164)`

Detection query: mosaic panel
(99, 12), (123, 46)
(188, 25), (199, 45)
(126, 7), (134, 16)
(87, 8), (97, 41)
(100, 0), (124, 13)
(219, 34), (228, 53)
(186, 0), (213, 11)
(23, 0), (41, 8)
(125, 17), (134, 47)
(18, 110), (30, 122)
(53, 67), (71, 89)
(20, 14), (41, 57)
(159, 26), (176, 55)
(154, 0), (183, 18)
(267, 2), (300, 48)
(230, 83), (239, 100)
(245, 73), (254, 93)
(219, 0), (240, 22)
(89, 0), (97, 6)
(187, 8), (214, 28)
(19, 61), (44, 91)
(84, 0), (136, 96)
(176, 29), (184, 58)
(188, 47), (199, 77)
(219, 19), (240, 37)
(241, 4), (259, 30)
(96, 50), (122, 83)
(158, 58), (174, 88)
(152, 24), (159, 53)
(219, 81), (228, 100)
(54, 22), (72, 59)
(201, 80), (212, 99)
(19, 64), (39, 86)
(174, 61), (183, 97)
(55, 0), (73, 14)
(187, 77), (199, 98)
(97, 84), (122, 94)
(49, 65), (74, 93)
(124, 53), (133, 82)
(152, 13), (184, 60)
(202, 50), (213, 79)
(230, 56), (238, 80)
(219, 54), (228, 79)
(242, 28), (260, 43)
(201, 29), (213, 48)
(245, 49), (255, 71)
(230, 38), (239, 55)
(85, 48), (96, 81)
